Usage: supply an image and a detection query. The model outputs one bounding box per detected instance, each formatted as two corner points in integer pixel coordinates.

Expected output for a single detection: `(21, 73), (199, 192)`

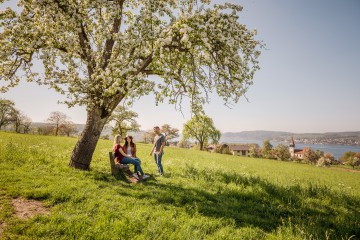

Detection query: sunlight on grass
(0, 132), (359, 239)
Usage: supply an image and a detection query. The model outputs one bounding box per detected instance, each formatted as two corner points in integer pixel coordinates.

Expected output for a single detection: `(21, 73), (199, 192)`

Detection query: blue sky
(1, 0), (360, 133)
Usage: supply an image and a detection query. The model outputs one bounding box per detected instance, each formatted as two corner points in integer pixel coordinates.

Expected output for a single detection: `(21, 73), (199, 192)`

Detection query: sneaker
(132, 173), (139, 180)
(142, 174), (150, 180)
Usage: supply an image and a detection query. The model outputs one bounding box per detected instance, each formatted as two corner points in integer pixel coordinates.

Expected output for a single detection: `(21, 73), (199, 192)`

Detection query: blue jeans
(154, 152), (164, 174)
(121, 157), (144, 175)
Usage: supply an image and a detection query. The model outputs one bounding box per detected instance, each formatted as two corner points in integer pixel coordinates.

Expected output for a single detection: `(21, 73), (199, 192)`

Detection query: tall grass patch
(0, 132), (359, 239)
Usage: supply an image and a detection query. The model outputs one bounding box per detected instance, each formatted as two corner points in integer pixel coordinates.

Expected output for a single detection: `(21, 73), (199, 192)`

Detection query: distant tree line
(0, 98), (31, 133)
(0, 98), (79, 137)
(1, 99), (180, 142)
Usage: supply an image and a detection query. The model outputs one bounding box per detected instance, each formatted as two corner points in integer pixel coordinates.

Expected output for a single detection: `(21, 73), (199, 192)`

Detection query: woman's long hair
(113, 135), (122, 147)
(124, 136), (135, 149)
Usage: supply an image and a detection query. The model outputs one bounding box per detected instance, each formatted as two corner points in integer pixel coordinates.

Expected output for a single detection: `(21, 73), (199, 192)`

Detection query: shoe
(132, 173), (139, 180)
(142, 174), (150, 180)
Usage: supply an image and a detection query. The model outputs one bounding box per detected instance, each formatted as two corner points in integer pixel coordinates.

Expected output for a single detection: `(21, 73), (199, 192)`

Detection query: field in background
(0, 132), (359, 239)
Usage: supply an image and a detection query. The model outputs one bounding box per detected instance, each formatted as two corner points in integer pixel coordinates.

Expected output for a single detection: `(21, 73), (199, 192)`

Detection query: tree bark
(55, 122), (59, 136)
(199, 141), (204, 151)
(69, 108), (109, 170)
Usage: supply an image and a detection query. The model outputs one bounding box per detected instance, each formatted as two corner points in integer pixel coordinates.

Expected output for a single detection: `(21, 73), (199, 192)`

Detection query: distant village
(291, 138), (359, 146)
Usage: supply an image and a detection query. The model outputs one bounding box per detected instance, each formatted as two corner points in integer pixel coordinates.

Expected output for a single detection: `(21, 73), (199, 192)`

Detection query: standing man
(149, 126), (166, 175)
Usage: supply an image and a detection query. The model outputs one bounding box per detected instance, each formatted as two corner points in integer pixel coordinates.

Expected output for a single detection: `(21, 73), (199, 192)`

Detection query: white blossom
(0, 0), (262, 113)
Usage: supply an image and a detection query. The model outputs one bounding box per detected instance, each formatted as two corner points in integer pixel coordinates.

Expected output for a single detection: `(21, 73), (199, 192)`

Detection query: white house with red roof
(289, 137), (309, 159)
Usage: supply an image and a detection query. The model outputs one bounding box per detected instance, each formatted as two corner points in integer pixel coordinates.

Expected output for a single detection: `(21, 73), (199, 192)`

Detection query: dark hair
(124, 136), (135, 148)
(153, 126), (160, 129)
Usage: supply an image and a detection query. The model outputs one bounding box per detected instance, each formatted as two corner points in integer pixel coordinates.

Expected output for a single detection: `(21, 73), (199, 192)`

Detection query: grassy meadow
(0, 131), (359, 239)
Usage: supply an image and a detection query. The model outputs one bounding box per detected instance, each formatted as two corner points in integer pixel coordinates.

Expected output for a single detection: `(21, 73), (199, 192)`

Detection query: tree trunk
(199, 141), (204, 151)
(69, 108), (109, 170)
(55, 123), (59, 136)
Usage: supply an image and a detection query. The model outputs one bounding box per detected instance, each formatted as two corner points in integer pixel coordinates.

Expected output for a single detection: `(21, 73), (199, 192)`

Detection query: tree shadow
(90, 169), (157, 185)
(115, 168), (360, 239)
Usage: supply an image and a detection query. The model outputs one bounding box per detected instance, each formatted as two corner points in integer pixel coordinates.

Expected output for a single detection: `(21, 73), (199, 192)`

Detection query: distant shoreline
(220, 130), (360, 147)
(220, 139), (360, 159)
(221, 139), (360, 146)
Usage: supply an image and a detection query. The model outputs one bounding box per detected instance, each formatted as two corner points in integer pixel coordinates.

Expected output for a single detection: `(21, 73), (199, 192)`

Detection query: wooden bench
(109, 152), (137, 181)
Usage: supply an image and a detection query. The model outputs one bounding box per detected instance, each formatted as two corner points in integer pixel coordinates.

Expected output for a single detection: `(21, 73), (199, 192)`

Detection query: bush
(274, 144), (291, 161)
(292, 156), (301, 163)
(346, 155), (360, 169)
(214, 144), (232, 155)
(221, 146), (232, 155)
(303, 148), (319, 164)
(340, 151), (356, 163)
(316, 152), (335, 167)
(177, 140), (190, 148)
(100, 134), (110, 140)
(316, 157), (331, 167)
(249, 145), (261, 158)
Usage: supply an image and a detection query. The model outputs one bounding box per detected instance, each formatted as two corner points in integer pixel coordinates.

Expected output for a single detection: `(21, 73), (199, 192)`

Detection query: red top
(113, 144), (124, 163)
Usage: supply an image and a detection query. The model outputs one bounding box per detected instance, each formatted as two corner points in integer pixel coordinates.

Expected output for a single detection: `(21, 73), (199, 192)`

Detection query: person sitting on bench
(113, 134), (148, 180)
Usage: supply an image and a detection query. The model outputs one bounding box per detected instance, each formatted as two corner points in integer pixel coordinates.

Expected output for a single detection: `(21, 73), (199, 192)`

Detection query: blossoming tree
(0, 0), (262, 170)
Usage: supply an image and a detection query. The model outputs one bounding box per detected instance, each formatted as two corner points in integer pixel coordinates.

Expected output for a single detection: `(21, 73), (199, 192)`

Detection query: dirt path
(330, 167), (360, 173)
(0, 197), (50, 238)
(11, 197), (50, 220)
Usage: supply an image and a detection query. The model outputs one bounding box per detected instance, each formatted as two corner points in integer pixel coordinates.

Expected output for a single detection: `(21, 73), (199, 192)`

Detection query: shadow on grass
(113, 166), (360, 239)
(89, 168), (134, 183)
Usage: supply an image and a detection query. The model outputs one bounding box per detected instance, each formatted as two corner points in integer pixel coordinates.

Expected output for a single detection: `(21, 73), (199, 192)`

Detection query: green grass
(0, 131), (359, 239)
(332, 164), (360, 171)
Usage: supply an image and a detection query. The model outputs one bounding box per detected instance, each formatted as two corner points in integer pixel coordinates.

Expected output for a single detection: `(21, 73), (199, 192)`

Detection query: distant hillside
(221, 131), (292, 142)
(221, 131), (360, 146)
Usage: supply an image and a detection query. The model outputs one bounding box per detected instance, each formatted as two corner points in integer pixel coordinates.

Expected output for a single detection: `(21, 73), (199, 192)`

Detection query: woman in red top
(113, 134), (147, 180)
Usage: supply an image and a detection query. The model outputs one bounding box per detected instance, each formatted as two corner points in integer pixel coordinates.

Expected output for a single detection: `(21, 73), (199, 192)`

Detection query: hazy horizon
(26, 122), (360, 134)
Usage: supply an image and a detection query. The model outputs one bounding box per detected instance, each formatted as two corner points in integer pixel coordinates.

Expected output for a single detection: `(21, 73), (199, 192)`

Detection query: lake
(294, 143), (360, 159)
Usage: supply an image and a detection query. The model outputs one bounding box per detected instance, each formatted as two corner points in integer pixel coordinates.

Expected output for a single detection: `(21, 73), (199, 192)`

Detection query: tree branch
(135, 52), (153, 75)
(102, 0), (124, 69)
